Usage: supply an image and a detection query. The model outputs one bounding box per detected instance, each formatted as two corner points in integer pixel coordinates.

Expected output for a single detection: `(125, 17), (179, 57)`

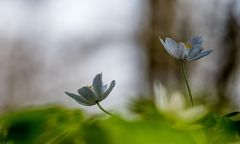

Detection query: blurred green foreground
(1, 100), (240, 144)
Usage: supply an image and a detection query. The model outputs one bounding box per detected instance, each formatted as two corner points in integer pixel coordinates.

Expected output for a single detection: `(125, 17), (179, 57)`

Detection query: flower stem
(180, 60), (194, 106)
(96, 101), (112, 116)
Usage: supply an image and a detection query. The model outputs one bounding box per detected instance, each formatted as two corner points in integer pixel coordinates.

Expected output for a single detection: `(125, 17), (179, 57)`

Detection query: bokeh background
(0, 0), (240, 114)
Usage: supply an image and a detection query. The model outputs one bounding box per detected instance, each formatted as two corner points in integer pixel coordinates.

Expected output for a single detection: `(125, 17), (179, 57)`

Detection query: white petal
(100, 80), (115, 101)
(178, 43), (187, 59)
(78, 87), (98, 104)
(65, 92), (92, 106)
(188, 44), (203, 58)
(159, 38), (176, 58)
(93, 73), (103, 97)
(189, 36), (203, 45)
(189, 50), (213, 61)
(165, 38), (179, 59)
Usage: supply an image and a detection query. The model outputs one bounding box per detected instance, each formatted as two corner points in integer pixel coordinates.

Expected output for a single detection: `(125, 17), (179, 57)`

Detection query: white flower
(160, 36), (213, 61)
(154, 82), (208, 123)
(65, 73), (115, 106)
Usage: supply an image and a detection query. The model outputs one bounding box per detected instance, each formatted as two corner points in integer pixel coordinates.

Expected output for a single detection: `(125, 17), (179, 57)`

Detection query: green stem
(180, 60), (194, 106)
(96, 101), (113, 116)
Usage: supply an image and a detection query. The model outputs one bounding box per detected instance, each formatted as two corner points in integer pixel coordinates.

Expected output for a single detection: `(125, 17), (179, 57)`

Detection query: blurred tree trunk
(145, 0), (179, 97)
(215, 1), (240, 111)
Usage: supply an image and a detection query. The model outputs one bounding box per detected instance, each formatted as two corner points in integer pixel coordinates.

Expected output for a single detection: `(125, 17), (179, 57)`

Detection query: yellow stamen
(88, 85), (93, 89)
(185, 42), (192, 49)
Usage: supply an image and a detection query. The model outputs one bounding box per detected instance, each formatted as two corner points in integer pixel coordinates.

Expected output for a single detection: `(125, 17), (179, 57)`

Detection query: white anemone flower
(65, 73), (115, 115)
(160, 36), (213, 61)
(154, 83), (208, 123)
(65, 73), (115, 106)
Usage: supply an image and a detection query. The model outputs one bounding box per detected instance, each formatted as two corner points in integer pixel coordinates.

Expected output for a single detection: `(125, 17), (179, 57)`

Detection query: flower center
(185, 42), (192, 49)
(88, 85), (93, 89)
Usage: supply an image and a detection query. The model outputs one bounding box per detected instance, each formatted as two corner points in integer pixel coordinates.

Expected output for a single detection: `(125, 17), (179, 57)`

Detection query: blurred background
(0, 0), (240, 113)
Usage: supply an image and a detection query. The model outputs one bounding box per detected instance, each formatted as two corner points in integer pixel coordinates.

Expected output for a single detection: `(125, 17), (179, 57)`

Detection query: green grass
(0, 102), (240, 144)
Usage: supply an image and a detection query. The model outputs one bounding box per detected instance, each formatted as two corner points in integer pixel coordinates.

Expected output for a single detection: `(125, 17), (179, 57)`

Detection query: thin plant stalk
(96, 101), (112, 116)
(180, 60), (194, 106)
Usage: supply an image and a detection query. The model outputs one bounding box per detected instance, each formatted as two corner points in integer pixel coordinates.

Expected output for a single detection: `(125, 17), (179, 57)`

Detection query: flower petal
(189, 49), (213, 61)
(189, 36), (203, 45)
(65, 92), (92, 106)
(165, 38), (179, 59)
(102, 84), (108, 92)
(159, 38), (176, 58)
(93, 73), (103, 97)
(177, 43), (187, 59)
(100, 80), (116, 101)
(187, 44), (203, 58)
(78, 87), (98, 104)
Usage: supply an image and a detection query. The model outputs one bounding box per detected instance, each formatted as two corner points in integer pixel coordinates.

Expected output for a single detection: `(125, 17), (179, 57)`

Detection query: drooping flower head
(159, 36), (213, 61)
(65, 73), (115, 106)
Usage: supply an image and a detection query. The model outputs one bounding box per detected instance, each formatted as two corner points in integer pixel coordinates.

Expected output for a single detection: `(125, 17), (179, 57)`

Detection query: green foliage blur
(0, 99), (240, 144)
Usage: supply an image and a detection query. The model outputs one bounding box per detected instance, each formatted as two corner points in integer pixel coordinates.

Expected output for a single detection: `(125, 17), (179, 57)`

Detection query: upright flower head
(65, 73), (116, 106)
(159, 36), (213, 61)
